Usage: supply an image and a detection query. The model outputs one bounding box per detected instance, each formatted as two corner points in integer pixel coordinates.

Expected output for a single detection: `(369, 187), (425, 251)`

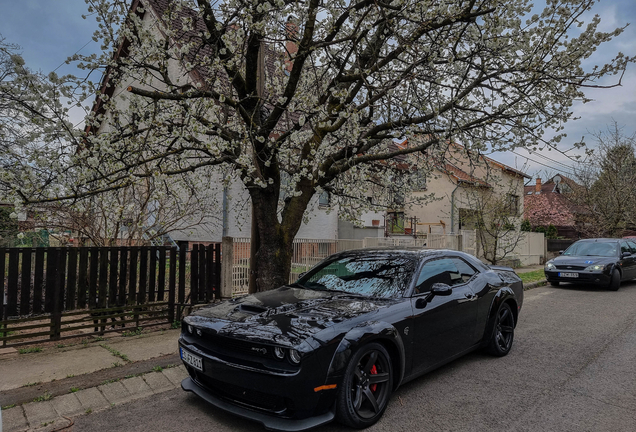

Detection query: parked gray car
(544, 238), (636, 290)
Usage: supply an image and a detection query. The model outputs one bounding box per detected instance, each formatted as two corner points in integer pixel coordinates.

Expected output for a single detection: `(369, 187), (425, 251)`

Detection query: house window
(388, 212), (405, 234)
(505, 194), (519, 216)
(391, 191), (404, 207)
(319, 191), (331, 207)
(414, 170), (427, 190)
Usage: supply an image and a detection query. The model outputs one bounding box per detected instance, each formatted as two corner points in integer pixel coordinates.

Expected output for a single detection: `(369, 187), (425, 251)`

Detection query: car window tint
(300, 255), (418, 298)
(620, 241), (631, 254)
(451, 258), (477, 283)
(414, 258), (462, 294)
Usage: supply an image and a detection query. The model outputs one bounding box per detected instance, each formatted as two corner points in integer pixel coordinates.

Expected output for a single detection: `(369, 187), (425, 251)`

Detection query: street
(73, 282), (636, 432)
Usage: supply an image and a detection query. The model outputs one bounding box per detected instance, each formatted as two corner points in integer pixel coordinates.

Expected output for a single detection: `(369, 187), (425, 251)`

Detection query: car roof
(337, 247), (444, 254)
(325, 248), (491, 271)
(332, 247), (471, 259)
(575, 238), (620, 243)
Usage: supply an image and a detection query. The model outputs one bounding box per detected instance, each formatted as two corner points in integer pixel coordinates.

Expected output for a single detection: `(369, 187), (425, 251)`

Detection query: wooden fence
(547, 239), (576, 252)
(1, 243), (220, 347)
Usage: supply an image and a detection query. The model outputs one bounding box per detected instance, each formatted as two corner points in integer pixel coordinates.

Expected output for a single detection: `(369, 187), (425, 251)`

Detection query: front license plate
(558, 272), (579, 278)
(181, 348), (203, 371)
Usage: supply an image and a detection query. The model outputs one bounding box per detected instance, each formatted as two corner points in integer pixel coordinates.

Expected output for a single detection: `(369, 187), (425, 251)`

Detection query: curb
(0, 353), (180, 408)
(1, 365), (188, 432)
(523, 280), (547, 290)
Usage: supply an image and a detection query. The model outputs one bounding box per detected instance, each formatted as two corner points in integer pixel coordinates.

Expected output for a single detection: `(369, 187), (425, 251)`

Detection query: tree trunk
(249, 192), (293, 292)
(249, 184), (313, 292)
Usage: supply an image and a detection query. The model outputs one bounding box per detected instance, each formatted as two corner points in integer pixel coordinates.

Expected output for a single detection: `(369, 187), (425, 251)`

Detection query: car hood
(552, 255), (615, 266)
(185, 286), (397, 347)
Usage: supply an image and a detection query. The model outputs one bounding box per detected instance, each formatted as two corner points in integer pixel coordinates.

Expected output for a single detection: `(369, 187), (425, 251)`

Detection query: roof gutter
(450, 182), (460, 235)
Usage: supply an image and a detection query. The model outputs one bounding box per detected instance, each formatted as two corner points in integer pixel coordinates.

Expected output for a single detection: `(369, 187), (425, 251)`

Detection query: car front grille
(194, 373), (291, 414)
(202, 332), (278, 359)
(555, 265), (586, 270)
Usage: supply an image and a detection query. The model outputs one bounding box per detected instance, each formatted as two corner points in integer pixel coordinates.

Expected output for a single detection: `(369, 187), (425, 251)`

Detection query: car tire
(336, 342), (393, 429)
(550, 281), (560, 287)
(607, 268), (620, 291)
(486, 303), (515, 357)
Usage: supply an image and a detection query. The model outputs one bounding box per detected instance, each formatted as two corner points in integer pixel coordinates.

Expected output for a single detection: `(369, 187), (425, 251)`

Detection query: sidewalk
(1, 328), (187, 432)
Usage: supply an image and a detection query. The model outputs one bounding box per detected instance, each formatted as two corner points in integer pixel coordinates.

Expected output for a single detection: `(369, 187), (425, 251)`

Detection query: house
(84, 0), (341, 245)
(381, 138), (530, 236)
(523, 174), (586, 239)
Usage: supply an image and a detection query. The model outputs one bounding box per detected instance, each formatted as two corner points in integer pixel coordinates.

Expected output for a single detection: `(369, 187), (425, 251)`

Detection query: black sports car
(544, 238), (636, 290)
(179, 249), (523, 430)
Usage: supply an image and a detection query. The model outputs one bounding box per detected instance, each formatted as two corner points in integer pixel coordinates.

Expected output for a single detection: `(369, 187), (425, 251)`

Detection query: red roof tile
(442, 163), (491, 187)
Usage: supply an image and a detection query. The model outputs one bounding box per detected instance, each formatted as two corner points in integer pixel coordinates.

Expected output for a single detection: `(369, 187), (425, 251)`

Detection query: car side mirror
(431, 283), (453, 296)
(415, 283), (453, 309)
(558, 250), (564, 255)
(621, 252), (631, 258)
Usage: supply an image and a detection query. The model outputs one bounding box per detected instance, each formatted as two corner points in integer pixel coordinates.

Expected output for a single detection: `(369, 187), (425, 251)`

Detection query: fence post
(50, 249), (62, 340)
(457, 234), (463, 252)
(190, 244), (199, 305)
(214, 243), (221, 300)
(177, 241), (188, 320)
(0, 248), (6, 323)
(168, 246), (177, 324)
(221, 237), (234, 299)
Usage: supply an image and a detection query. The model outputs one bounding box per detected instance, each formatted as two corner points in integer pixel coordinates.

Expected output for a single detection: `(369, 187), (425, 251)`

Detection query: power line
(524, 149), (579, 170)
(52, 39), (94, 74)
(509, 150), (577, 177)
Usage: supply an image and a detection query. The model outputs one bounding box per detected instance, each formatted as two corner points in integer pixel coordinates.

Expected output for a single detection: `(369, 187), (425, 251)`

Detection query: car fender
(481, 287), (519, 343)
(326, 321), (405, 390)
(610, 262), (622, 277)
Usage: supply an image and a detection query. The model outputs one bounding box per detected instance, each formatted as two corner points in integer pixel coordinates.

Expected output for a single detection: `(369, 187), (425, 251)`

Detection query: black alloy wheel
(487, 303), (515, 357)
(607, 268), (620, 291)
(336, 342), (393, 429)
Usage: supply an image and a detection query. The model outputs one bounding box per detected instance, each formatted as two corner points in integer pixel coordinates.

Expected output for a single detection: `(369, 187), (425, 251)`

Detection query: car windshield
(563, 241), (618, 257)
(296, 254), (418, 298)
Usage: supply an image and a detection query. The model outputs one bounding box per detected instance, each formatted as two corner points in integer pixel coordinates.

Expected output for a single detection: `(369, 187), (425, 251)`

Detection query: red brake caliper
(370, 365), (378, 392)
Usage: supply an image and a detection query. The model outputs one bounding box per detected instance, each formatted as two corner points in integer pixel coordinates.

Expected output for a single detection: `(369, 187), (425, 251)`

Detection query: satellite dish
(553, 175), (562, 185)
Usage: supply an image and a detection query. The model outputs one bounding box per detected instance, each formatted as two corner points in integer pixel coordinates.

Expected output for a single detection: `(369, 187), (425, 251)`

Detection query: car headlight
(584, 264), (607, 272)
(288, 349), (302, 364)
(274, 347), (285, 359)
(545, 262), (555, 270)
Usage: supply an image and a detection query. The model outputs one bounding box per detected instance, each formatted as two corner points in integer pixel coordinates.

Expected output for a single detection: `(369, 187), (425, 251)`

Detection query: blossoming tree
(1, 0), (633, 291)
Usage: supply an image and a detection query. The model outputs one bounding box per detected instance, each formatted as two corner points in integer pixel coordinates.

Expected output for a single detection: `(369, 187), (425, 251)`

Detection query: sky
(1, 0), (635, 182)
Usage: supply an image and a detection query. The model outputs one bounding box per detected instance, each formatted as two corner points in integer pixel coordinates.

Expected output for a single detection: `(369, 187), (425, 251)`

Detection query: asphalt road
(73, 281), (636, 432)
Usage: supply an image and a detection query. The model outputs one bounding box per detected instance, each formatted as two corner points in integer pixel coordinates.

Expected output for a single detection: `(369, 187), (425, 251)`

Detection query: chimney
(285, 17), (299, 74)
(535, 178), (542, 194)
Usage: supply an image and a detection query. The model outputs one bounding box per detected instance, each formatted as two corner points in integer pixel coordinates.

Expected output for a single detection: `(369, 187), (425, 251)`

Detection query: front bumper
(178, 338), (337, 431)
(544, 270), (611, 286)
(181, 377), (334, 431)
